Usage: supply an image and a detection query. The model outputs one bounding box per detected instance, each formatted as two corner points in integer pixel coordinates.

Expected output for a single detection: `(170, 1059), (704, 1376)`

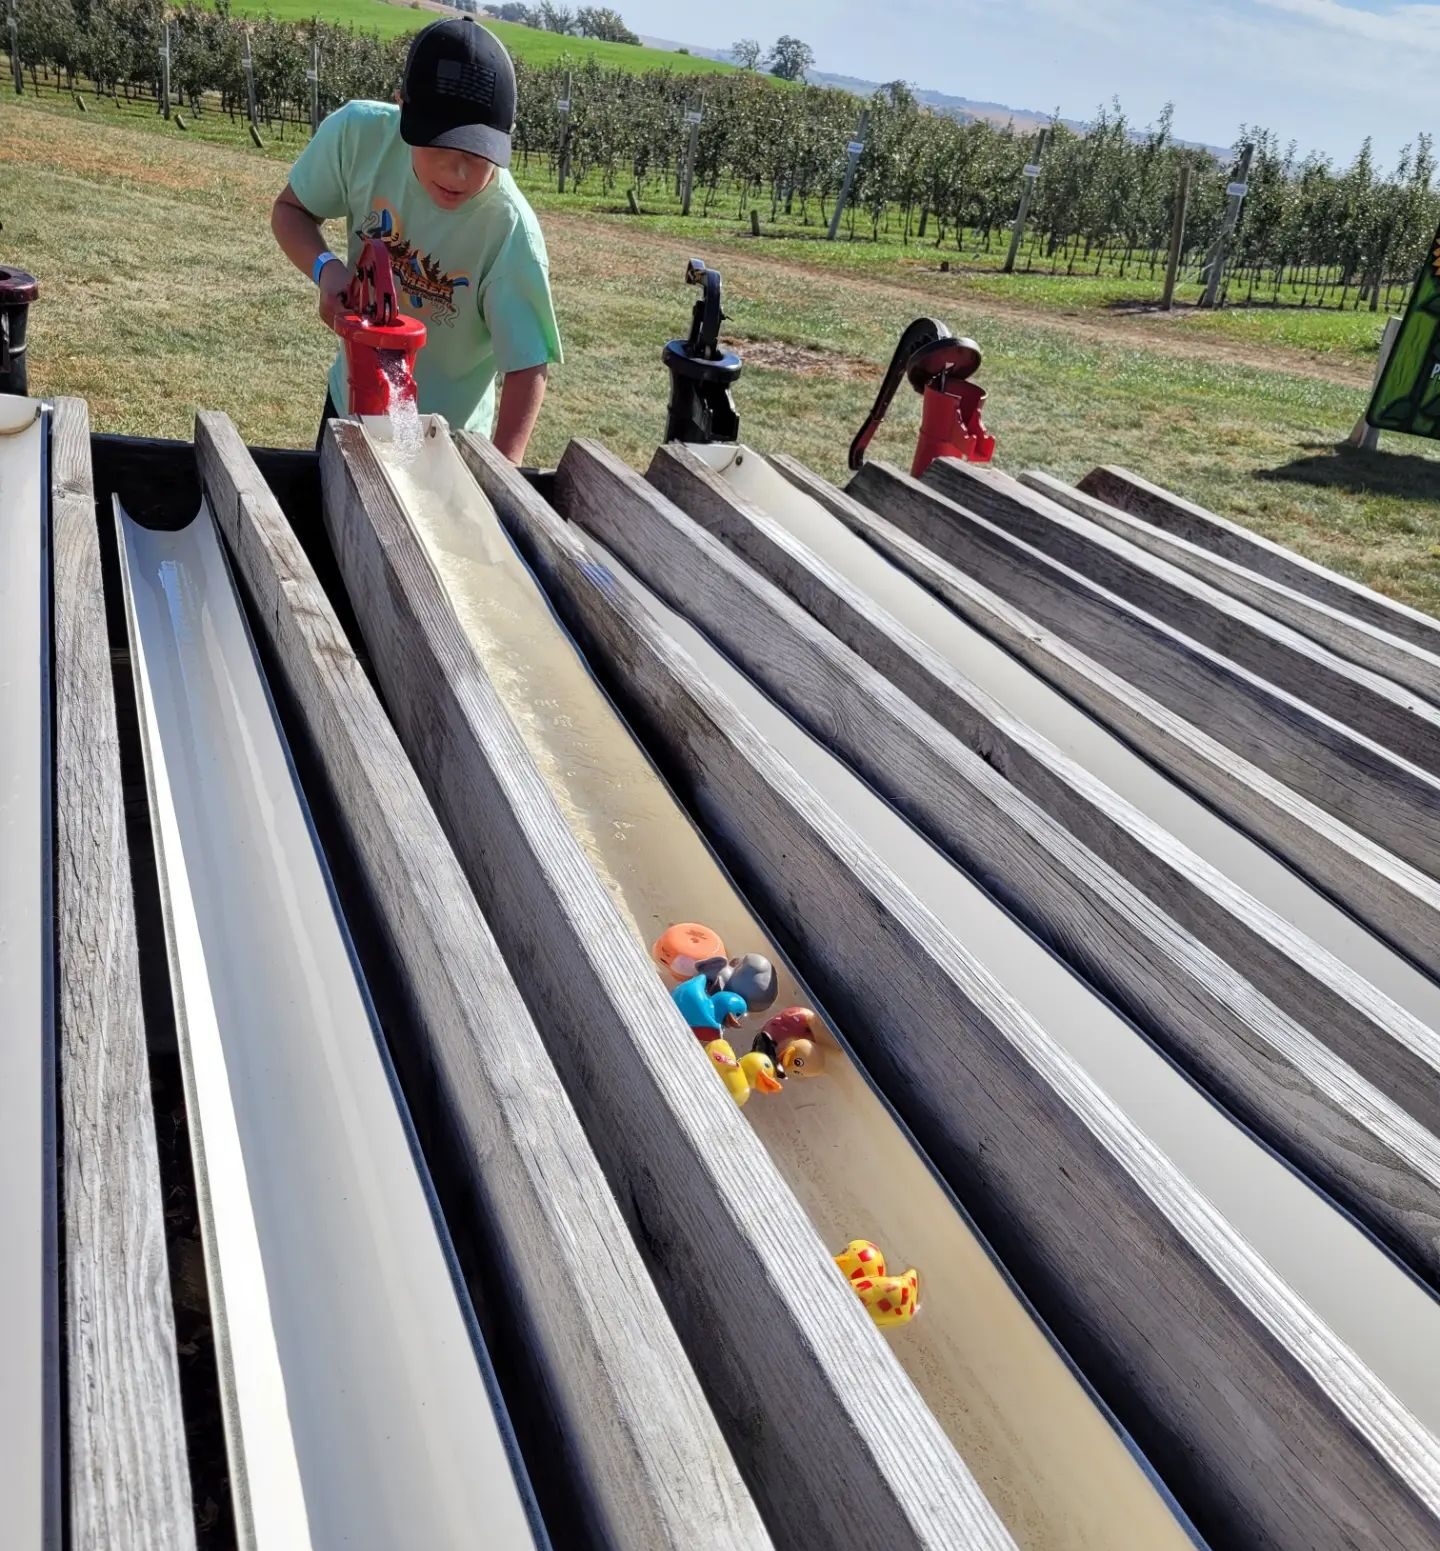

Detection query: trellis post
(680, 94), (704, 217)
(8, 0), (22, 96)
(1003, 127), (1049, 273)
(1161, 161), (1192, 310)
(556, 71), (572, 193)
(1200, 141), (1254, 308)
(308, 33), (319, 131)
(827, 108), (868, 241)
(158, 20), (171, 121)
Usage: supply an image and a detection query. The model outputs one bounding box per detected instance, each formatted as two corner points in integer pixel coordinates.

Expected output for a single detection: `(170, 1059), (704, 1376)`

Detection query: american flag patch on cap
(435, 58), (495, 105)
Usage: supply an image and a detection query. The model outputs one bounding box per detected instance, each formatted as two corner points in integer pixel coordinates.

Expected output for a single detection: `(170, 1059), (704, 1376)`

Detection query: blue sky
(624, 0), (1435, 169)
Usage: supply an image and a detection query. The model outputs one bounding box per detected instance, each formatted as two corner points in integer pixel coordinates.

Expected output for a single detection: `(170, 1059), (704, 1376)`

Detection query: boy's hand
(318, 262), (355, 330)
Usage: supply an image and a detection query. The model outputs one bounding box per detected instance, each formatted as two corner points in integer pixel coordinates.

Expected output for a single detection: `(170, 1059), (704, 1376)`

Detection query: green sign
(1367, 223), (1440, 437)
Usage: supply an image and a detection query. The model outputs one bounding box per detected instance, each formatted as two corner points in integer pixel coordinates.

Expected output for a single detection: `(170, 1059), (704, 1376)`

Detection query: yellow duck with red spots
(705, 1038), (783, 1107)
(834, 1239), (920, 1328)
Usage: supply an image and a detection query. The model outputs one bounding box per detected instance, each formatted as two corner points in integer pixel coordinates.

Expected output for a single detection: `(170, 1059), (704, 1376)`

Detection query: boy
(271, 17), (560, 463)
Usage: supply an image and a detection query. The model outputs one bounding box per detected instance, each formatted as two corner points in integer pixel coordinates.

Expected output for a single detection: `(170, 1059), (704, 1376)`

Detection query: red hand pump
(331, 238), (427, 417)
(849, 317), (995, 477)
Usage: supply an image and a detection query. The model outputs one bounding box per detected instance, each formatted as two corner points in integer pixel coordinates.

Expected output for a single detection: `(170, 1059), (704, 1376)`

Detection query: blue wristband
(312, 250), (340, 286)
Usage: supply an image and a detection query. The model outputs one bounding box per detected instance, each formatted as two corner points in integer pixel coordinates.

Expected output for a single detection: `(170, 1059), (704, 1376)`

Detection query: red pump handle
(345, 238), (399, 327)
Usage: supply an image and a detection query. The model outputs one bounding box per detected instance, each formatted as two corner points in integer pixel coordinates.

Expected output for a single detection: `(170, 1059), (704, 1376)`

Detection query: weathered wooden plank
(646, 443), (1440, 1244)
(1023, 470), (1440, 705)
(773, 452), (1440, 983)
(511, 434), (1440, 1551)
(52, 399), (195, 1550)
(927, 459), (1440, 770)
(1078, 464), (1440, 655)
(319, 420), (1010, 1551)
(197, 412), (768, 1551)
(638, 438), (1440, 1282)
(846, 460), (1440, 883)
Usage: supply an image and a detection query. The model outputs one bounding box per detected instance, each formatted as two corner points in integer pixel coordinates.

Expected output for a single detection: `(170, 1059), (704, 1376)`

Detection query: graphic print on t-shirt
(360, 205), (471, 326)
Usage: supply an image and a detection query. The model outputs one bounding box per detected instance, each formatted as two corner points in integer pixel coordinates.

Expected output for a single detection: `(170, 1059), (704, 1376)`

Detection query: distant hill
(637, 33), (1226, 156)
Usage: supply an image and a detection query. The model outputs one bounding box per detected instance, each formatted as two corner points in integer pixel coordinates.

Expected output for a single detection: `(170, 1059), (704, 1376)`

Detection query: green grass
(225, 0), (431, 39)
(3, 96), (1437, 616)
(218, 0), (737, 73)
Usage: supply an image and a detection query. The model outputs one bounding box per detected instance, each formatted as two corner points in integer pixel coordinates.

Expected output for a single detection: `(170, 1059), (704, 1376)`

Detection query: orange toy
(834, 1239), (920, 1329)
(653, 923), (726, 983)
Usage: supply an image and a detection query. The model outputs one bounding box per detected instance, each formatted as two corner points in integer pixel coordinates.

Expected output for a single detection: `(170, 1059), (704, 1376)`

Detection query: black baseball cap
(399, 18), (516, 168)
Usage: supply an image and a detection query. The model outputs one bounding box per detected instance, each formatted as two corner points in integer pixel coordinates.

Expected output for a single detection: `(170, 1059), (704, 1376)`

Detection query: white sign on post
(305, 68), (318, 81)
(846, 140), (864, 156)
(556, 97), (570, 112)
(684, 109), (703, 126)
(1023, 162), (1042, 178)
(1227, 181), (1249, 197)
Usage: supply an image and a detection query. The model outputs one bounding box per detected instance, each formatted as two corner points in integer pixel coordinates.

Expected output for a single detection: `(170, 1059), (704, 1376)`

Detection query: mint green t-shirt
(288, 99), (562, 435)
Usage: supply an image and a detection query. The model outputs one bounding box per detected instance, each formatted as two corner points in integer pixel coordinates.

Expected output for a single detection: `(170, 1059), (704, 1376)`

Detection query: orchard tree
(537, 2), (577, 34)
(16, 0), (79, 86)
(767, 35), (814, 82)
(577, 7), (638, 42)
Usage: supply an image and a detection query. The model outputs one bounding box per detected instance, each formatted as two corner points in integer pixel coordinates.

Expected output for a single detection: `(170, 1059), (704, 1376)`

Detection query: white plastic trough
(0, 394), (57, 1549)
(116, 501), (545, 1551)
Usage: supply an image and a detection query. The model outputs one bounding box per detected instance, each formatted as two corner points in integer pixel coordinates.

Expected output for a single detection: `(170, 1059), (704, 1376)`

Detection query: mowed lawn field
(2, 97), (1438, 614)
(223, 0), (735, 70)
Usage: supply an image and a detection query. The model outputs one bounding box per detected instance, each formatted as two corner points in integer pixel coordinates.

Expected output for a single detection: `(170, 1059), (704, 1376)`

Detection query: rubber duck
(673, 972), (748, 1042)
(653, 923), (727, 983)
(740, 1049), (784, 1100)
(705, 1039), (783, 1106)
(758, 1006), (826, 1078)
(706, 952), (779, 1016)
(834, 1239), (920, 1328)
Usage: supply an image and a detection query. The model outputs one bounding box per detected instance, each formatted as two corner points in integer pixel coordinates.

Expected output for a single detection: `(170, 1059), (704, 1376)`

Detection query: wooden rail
(1023, 470), (1440, 705)
(767, 453), (1440, 983)
(846, 460), (1440, 882)
(926, 460), (1440, 771)
(196, 412), (769, 1551)
(1077, 464), (1440, 657)
(641, 443), (1440, 1280)
(53, 400), (195, 1547)
(514, 434), (1440, 1551)
(321, 419), (1011, 1551)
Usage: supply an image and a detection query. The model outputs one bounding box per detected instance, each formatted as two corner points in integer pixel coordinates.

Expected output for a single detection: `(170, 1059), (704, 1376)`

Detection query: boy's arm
(482, 212), (562, 465)
(492, 364), (548, 464)
(272, 183), (353, 328)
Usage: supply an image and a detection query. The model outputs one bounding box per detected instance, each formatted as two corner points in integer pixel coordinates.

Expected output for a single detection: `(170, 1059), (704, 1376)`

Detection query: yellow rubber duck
(834, 1239), (920, 1328)
(705, 1039), (783, 1107)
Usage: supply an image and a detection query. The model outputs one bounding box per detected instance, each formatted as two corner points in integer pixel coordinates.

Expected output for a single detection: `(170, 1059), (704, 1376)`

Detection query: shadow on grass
(1255, 443), (1440, 501)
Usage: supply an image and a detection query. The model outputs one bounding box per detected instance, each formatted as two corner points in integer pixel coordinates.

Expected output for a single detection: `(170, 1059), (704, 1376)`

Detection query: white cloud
(1250, 0), (1440, 49)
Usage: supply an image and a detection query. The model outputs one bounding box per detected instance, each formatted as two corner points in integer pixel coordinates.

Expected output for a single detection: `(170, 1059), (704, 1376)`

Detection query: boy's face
(410, 145), (496, 211)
